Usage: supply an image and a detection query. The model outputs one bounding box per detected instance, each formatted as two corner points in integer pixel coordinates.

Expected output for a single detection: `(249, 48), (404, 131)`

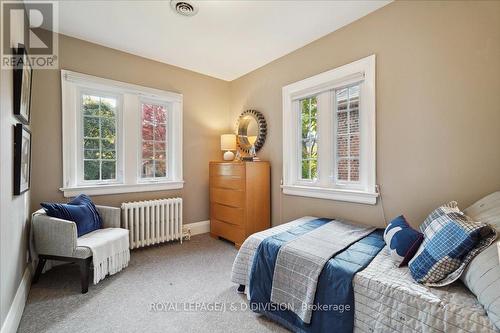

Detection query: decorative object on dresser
(209, 161), (270, 248)
(220, 134), (236, 161)
(236, 109), (267, 160)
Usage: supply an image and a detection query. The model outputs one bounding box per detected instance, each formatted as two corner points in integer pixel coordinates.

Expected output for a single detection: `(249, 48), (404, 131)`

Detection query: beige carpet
(18, 234), (287, 333)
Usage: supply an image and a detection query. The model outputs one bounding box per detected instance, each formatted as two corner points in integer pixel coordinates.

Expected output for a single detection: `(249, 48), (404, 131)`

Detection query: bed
(231, 216), (499, 333)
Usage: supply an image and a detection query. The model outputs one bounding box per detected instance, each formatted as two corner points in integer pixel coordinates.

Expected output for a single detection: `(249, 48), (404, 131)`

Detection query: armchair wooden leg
(79, 257), (92, 294)
(32, 257), (46, 284)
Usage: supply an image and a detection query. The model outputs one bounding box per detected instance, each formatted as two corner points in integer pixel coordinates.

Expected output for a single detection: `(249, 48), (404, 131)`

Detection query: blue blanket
(249, 219), (385, 333)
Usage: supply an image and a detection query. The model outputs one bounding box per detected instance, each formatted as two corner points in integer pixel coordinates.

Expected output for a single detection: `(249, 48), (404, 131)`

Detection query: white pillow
(462, 191), (500, 330)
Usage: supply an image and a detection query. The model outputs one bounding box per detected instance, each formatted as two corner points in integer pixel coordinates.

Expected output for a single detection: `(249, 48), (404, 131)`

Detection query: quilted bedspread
(231, 217), (499, 333)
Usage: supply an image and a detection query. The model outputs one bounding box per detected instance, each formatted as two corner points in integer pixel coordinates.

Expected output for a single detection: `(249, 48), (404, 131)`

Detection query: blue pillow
(41, 194), (102, 237)
(409, 207), (497, 287)
(383, 215), (423, 267)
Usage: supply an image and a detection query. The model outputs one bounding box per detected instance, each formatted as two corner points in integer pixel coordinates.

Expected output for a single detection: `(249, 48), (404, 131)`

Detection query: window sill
(60, 181), (184, 198)
(281, 184), (378, 205)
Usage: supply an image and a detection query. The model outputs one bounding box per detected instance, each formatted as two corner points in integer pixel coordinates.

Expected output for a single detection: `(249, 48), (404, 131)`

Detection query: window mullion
(98, 98), (103, 181)
(347, 89), (351, 182)
(317, 91), (331, 187)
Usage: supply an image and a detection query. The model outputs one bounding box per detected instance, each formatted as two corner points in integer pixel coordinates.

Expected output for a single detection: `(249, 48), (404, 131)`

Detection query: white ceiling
(59, 1), (390, 81)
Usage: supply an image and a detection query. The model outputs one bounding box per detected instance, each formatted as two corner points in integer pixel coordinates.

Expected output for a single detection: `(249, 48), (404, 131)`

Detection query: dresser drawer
(211, 219), (245, 244)
(211, 203), (244, 226)
(210, 188), (244, 208)
(210, 163), (244, 177)
(210, 175), (244, 190)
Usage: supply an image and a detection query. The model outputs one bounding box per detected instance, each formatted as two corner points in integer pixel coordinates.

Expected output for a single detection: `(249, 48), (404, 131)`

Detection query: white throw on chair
(31, 205), (130, 293)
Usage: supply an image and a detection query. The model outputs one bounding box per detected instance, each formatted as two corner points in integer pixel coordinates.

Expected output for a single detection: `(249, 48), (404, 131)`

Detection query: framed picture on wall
(13, 44), (33, 125)
(13, 124), (32, 195)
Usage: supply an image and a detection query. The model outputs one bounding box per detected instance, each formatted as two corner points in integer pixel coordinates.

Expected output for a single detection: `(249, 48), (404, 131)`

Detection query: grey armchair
(32, 205), (121, 293)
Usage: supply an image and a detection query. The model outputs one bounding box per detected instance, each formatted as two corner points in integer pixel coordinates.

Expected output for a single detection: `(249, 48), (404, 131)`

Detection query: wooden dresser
(209, 161), (270, 248)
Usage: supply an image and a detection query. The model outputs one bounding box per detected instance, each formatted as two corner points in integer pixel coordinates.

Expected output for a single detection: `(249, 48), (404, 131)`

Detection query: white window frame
(77, 88), (123, 186)
(61, 70), (183, 197)
(282, 55), (378, 204)
(137, 97), (170, 183)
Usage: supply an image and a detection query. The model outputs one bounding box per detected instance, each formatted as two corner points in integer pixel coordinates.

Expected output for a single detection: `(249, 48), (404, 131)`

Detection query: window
(81, 93), (119, 183)
(335, 84), (360, 183)
(140, 102), (167, 179)
(300, 96), (318, 181)
(282, 55), (378, 204)
(61, 70), (183, 197)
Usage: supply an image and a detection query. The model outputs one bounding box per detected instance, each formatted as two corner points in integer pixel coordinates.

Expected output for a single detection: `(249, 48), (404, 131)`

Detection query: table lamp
(221, 134), (236, 161)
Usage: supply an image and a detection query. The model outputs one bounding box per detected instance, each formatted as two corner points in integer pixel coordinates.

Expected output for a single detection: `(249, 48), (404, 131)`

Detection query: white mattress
(231, 217), (499, 333)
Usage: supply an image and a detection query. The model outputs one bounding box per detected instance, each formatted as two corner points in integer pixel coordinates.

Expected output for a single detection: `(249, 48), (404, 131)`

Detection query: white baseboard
(1, 267), (31, 333)
(184, 220), (210, 236)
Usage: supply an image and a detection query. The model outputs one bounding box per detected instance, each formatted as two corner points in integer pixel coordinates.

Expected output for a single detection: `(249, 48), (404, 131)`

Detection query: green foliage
(301, 97), (318, 180)
(82, 95), (117, 181)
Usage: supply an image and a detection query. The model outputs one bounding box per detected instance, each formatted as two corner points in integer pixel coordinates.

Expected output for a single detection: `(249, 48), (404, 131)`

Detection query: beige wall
(30, 1), (500, 231)
(229, 1), (500, 228)
(0, 17), (31, 329)
(30, 34), (231, 223)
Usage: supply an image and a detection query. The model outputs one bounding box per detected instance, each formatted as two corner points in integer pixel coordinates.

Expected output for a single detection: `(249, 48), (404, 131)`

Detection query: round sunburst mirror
(236, 110), (267, 153)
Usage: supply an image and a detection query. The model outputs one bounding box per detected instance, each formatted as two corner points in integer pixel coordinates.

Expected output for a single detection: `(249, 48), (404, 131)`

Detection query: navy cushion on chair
(383, 215), (424, 267)
(41, 194), (102, 237)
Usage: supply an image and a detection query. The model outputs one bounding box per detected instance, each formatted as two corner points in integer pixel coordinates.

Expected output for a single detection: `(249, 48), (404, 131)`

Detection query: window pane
(142, 104), (154, 122)
(101, 117), (115, 138)
(101, 161), (116, 180)
(337, 135), (348, 157)
(351, 159), (360, 181)
(82, 95), (100, 116)
(300, 96), (318, 180)
(349, 110), (359, 133)
(142, 141), (154, 159)
(142, 160), (154, 178)
(84, 138), (99, 150)
(154, 105), (167, 124)
(84, 149), (99, 159)
(83, 117), (99, 137)
(141, 102), (168, 178)
(155, 124), (166, 141)
(155, 160), (167, 178)
(101, 138), (115, 150)
(301, 160), (311, 180)
(101, 150), (116, 160)
(84, 160), (100, 180)
(350, 134), (359, 157)
(337, 159), (348, 181)
(337, 112), (348, 135)
(335, 84), (361, 183)
(154, 141), (166, 159)
(81, 93), (118, 182)
(142, 123), (154, 140)
(99, 98), (116, 117)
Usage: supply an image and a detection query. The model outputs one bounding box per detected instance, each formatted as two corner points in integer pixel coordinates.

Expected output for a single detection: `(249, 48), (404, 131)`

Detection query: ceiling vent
(170, 1), (199, 17)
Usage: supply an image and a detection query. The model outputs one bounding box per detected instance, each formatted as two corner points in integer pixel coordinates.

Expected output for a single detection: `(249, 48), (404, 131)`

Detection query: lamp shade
(220, 134), (236, 151)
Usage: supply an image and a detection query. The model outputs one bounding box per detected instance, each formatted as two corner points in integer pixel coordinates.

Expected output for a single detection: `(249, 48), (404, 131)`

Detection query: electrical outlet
(182, 226), (191, 241)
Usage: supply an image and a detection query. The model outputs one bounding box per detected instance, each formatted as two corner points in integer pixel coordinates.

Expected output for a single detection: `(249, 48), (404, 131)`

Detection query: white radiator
(121, 198), (183, 249)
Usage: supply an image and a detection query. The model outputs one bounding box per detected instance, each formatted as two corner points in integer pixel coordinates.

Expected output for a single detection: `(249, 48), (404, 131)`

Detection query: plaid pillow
(409, 204), (497, 287)
(419, 201), (460, 234)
